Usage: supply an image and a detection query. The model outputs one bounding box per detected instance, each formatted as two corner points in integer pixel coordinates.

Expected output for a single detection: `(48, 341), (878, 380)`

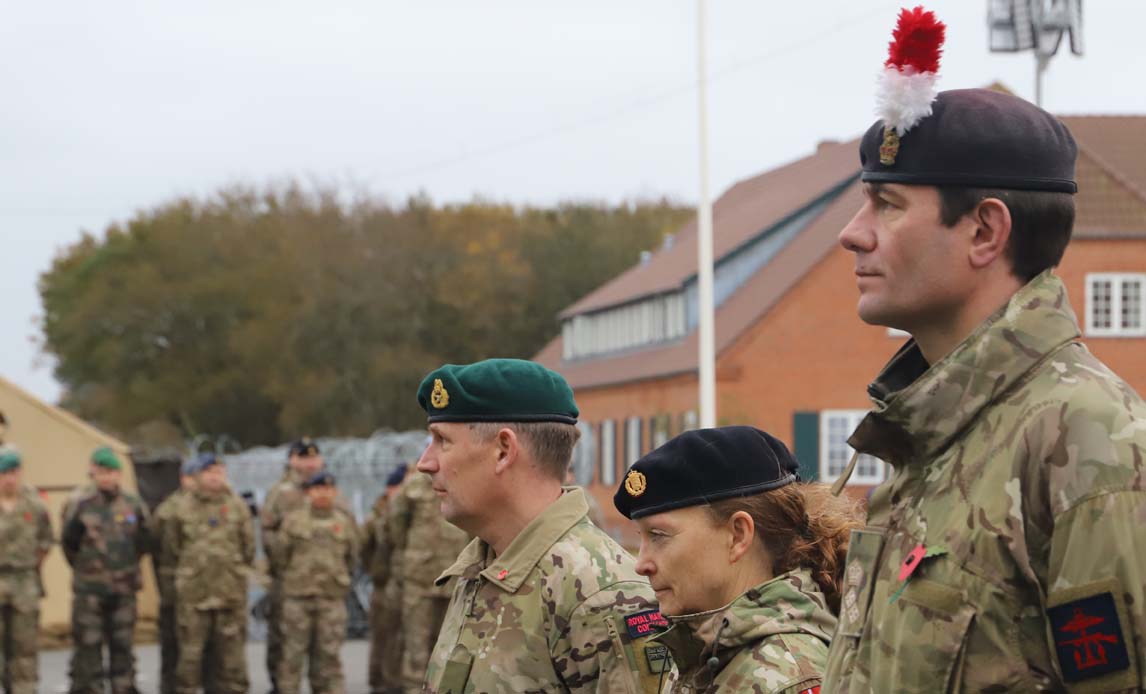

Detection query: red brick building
(535, 112), (1146, 542)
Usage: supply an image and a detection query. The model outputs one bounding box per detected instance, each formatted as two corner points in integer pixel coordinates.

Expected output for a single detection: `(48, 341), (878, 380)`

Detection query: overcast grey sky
(3, 0), (1144, 405)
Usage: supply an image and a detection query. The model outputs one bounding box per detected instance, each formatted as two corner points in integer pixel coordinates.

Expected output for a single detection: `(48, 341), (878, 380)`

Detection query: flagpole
(696, 0), (716, 429)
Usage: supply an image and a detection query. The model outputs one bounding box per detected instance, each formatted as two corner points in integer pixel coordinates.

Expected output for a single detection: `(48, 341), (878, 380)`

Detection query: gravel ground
(39, 640), (372, 694)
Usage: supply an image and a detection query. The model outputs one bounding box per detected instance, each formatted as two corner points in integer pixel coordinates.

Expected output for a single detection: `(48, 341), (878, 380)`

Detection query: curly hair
(706, 483), (864, 613)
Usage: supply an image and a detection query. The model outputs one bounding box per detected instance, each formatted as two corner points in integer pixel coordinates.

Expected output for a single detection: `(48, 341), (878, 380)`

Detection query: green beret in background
(0, 447), (21, 473)
(417, 358), (579, 425)
(91, 446), (124, 470)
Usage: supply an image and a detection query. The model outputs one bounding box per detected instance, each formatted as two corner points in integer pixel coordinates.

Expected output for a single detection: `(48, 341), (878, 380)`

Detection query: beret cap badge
(879, 129), (900, 166)
(430, 379), (450, 409)
(624, 470), (647, 498)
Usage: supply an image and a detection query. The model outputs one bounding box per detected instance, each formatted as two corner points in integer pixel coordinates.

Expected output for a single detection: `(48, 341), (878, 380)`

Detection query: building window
(562, 292), (687, 360)
(571, 422), (596, 486)
(650, 414), (671, 449)
(624, 416), (643, 466)
(1086, 273), (1146, 337)
(600, 420), (616, 486)
(819, 410), (885, 485)
(680, 410), (698, 433)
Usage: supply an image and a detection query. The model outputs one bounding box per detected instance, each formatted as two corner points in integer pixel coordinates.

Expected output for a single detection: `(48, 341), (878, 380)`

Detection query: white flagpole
(696, 0), (716, 429)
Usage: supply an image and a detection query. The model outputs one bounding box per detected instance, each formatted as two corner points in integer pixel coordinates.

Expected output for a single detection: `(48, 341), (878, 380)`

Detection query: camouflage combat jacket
(166, 487), (255, 609)
(823, 271), (1146, 692)
(423, 487), (666, 694)
(0, 489), (52, 604)
(150, 487), (188, 605)
(387, 473), (469, 598)
(260, 469), (307, 578)
(61, 485), (150, 595)
(277, 505), (359, 599)
(361, 494), (392, 587)
(654, 569), (834, 693)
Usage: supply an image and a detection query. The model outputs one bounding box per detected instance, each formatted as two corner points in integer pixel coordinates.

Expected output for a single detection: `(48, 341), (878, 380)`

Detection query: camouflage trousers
(175, 605), (247, 694)
(278, 596), (347, 694)
(265, 581), (282, 693)
(399, 591), (451, 694)
(368, 584), (402, 694)
(69, 592), (137, 694)
(0, 601), (39, 694)
(161, 602), (222, 694)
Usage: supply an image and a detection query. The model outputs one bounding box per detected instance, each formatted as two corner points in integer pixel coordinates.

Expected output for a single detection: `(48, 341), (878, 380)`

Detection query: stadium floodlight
(988, 0), (1083, 106)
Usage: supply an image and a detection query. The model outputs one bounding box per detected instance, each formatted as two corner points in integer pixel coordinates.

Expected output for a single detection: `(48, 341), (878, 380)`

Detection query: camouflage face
(0, 467), (20, 496)
(307, 483), (336, 510)
(839, 182), (975, 332)
(91, 464), (122, 492)
(417, 422), (496, 531)
(634, 505), (743, 616)
(197, 463), (227, 493)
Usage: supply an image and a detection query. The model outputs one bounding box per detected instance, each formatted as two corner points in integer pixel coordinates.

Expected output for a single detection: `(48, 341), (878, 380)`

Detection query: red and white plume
(876, 6), (946, 136)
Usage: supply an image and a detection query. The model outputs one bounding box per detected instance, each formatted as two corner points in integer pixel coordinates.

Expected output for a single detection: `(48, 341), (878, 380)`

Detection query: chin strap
(830, 450), (861, 497)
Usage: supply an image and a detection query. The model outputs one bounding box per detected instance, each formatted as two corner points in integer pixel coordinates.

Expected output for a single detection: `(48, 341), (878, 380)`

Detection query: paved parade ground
(40, 641), (371, 694)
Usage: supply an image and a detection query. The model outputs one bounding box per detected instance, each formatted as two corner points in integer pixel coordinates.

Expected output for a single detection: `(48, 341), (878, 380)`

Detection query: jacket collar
(435, 486), (589, 592)
(653, 568), (836, 677)
(851, 270), (1081, 464)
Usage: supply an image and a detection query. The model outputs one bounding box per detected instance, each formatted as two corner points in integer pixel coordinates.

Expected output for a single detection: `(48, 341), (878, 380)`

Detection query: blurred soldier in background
(274, 472), (359, 694)
(385, 470), (469, 693)
(151, 460), (196, 694)
(259, 438), (323, 694)
(362, 464), (408, 694)
(61, 447), (151, 694)
(0, 447), (52, 694)
(165, 453), (254, 694)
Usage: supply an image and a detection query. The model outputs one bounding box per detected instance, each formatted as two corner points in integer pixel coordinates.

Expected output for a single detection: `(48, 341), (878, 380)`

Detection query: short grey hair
(467, 422), (581, 480)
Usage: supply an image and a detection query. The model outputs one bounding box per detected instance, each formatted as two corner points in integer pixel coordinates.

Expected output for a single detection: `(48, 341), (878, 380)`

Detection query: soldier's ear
(492, 427), (519, 476)
(726, 511), (757, 565)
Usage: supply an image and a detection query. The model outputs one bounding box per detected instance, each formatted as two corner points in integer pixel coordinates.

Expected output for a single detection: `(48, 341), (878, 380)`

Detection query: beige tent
(0, 374), (158, 634)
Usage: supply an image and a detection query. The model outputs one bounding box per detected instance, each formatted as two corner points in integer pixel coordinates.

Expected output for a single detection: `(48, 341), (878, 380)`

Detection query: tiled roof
(539, 111), (1146, 389)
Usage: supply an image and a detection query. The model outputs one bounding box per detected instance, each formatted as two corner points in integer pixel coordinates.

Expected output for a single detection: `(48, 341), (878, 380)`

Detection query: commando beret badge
(614, 426), (800, 520)
(289, 438), (320, 457)
(861, 7), (1076, 193)
(302, 471), (336, 489)
(416, 359), (578, 425)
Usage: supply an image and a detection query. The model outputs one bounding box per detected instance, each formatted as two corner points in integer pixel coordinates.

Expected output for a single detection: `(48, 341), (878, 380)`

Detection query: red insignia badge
(497, 569), (508, 580)
(24, 511), (33, 523)
(898, 543), (927, 582)
(1049, 590), (1131, 682)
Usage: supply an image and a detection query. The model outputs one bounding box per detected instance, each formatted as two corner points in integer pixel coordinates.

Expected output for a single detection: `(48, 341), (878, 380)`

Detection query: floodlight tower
(988, 0), (1083, 107)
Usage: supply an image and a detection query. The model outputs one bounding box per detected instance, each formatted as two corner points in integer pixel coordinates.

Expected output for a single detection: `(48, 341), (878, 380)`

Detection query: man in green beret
(415, 358), (667, 694)
(61, 446), (151, 694)
(0, 447), (52, 694)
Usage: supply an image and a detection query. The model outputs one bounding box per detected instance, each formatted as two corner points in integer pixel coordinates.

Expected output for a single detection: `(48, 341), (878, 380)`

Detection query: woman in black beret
(614, 426), (863, 693)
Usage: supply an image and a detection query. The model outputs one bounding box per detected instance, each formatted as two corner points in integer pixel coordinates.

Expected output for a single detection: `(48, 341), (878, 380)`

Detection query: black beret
(416, 359), (578, 425)
(385, 464), (408, 487)
(861, 88), (1077, 193)
(289, 438), (320, 457)
(302, 471), (336, 489)
(614, 426), (799, 520)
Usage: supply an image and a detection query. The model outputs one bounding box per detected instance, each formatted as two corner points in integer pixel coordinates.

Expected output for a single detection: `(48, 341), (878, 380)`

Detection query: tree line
(38, 184), (692, 449)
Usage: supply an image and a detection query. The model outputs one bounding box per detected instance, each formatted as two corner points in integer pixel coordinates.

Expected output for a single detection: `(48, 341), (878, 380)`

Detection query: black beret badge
(874, 7), (946, 166)
(430, 379), (450, 409)
(624, 470), (647, 497)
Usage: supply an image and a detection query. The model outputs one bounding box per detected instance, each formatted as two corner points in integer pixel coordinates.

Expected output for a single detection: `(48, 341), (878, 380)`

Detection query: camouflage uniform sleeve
(270, 512), (296, 571)
(134, 497), (153, 556)
(1046, 490), (1146, 691)
(36, 498), (52, 564)
(60, 495), (84, 566)
(385, 486), (413, 553)
(260, 487), (283, 570)
(241, 500), (257, 567)
(344, 512), (361, 576)
(163, 505), (184, 569)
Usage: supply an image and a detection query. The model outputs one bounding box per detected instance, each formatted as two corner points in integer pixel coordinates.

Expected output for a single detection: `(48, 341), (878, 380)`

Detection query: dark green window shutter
(792, 412), (819, 481)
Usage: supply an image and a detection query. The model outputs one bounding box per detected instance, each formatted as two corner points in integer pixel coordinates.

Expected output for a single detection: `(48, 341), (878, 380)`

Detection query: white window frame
(625, 416), (642, 466)
(1085, 273), (1146, 337)
(819, 410), (886, 486)
(571, 422), (596, 486)
(681, 410), (698, 432)
(600, 420), (616, 486)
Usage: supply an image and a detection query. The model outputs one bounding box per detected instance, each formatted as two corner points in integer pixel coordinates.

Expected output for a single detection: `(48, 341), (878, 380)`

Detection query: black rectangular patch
(644, 643), (671, 673)
(624, 608), (668, 639)
(1048, 591), (1130, 683)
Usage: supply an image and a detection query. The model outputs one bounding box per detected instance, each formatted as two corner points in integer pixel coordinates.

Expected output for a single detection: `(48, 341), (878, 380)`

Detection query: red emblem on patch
(334, 524), (341, 535)
(1048, 590), (1130, 683)
(1058, 608), (1118, 670)
(24, 511), (33, 523)
(221, 504), (228, 516)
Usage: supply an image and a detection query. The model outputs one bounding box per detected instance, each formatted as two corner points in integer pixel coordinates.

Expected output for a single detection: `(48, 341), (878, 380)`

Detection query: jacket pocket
(837, 527), (886, 638)
(875, 577), (975, 692)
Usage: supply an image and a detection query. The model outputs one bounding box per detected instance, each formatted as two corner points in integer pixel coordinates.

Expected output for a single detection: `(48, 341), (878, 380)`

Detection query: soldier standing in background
(166, 453), (254, 694)
(61, 447), (151, 694)
(259, 438), (323, 694)
(150, 460), (194, 694)
(385, 470), (469, 694)
(362, 464), (408, 694)
(274, 472), (359, 694)
(0, 447), (52, 694)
